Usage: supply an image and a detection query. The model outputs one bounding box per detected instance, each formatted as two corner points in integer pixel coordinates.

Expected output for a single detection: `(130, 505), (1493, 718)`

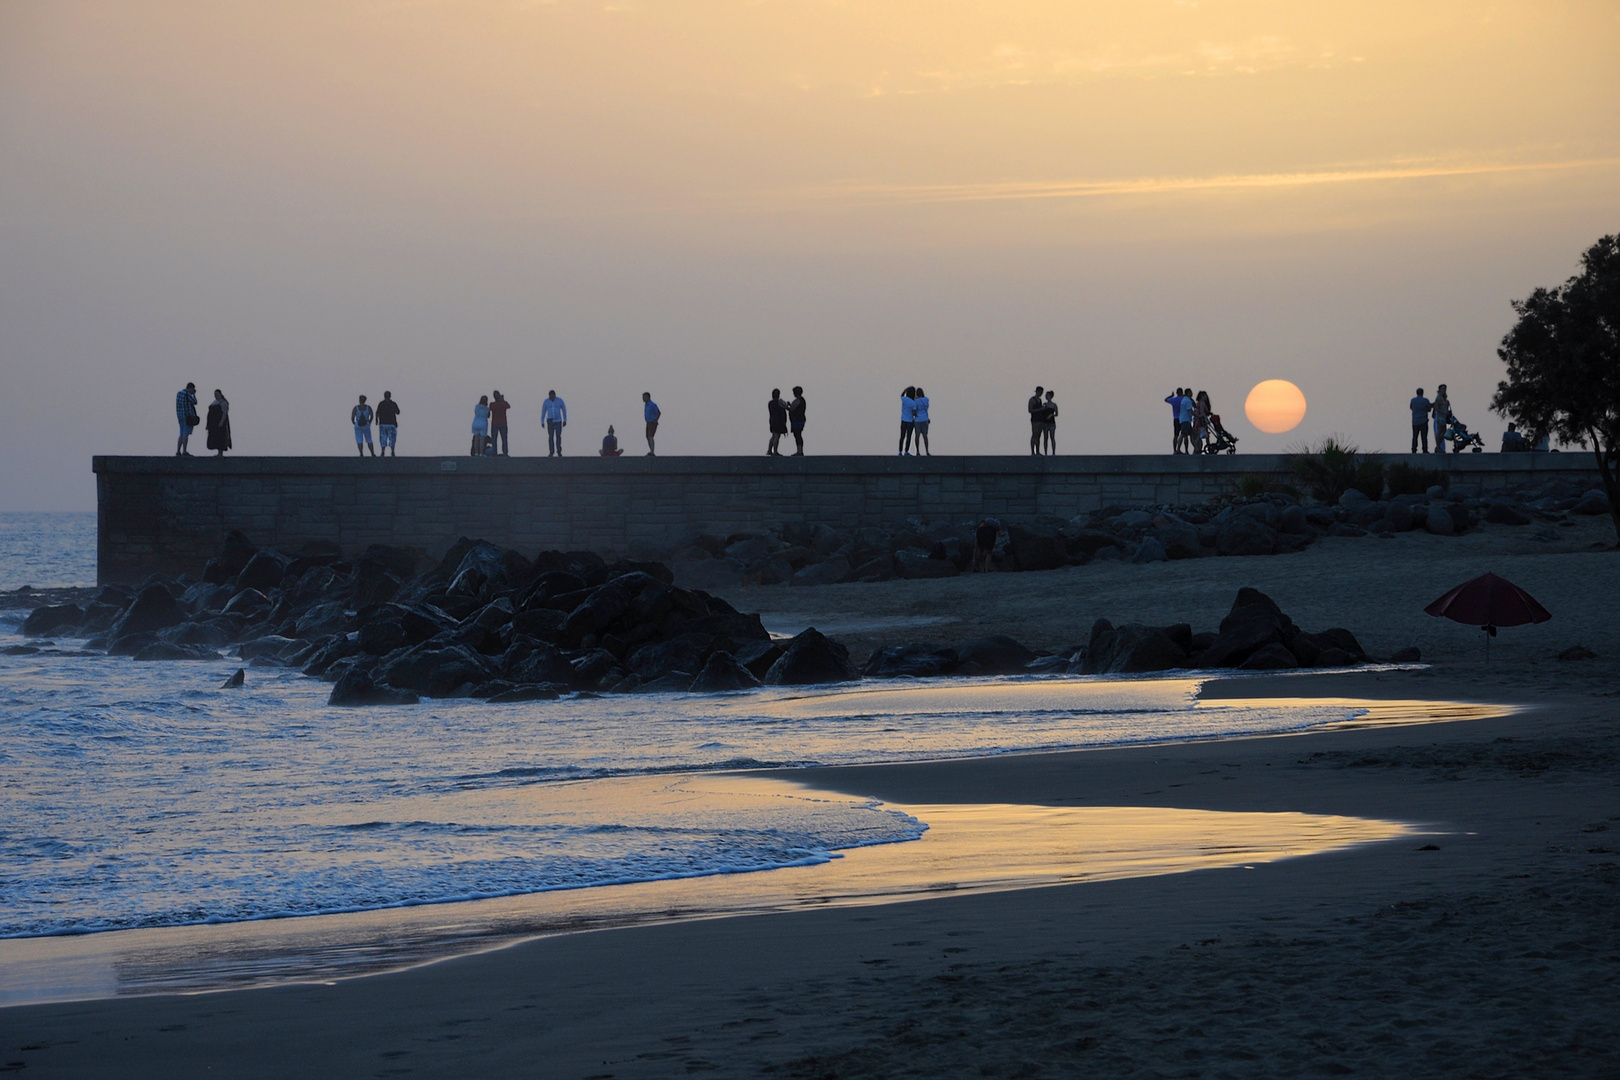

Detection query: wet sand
(4, 523), (1619, 1077)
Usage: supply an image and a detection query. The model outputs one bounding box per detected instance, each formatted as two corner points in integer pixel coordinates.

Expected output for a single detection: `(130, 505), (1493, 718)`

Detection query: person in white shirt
(912, 387), (931, 456)
(541, 390), (568, 456)
(1177, 391), (1195, 455)
(898, 387), (917, 455)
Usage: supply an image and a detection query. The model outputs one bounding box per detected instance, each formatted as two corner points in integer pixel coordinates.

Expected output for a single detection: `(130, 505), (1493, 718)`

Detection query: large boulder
(374, 643), (496, 697)
(202, 530), (258, 585)
(21, 604), (83, 637)
(689, 651), (762, 693)
(235, 550), (290, 593)
(511, 606), (566, 642)
(764, 628), (859, 685)
(626, 636), (707, 680)
(1215, 517), (1278, 557)
(131, 641), (219, 661)
(953, 635), (1038, 675)
(301, 633), (363, 677)
(862, 643), (959, 678)
(1067, 529), (1126, 560)
(1572, 489), (1610, 515)
(160, 619), (240, 648)
(1198, 588), (1298, 668)
(1132, 537), (1168, 564)
(221, 588), (271, 621)
(558, 581), (634, 642)
(1237, 642), (1299, 670)
(1080, 621), (1187, 675)
(295, 600), (355, 639)
(736, 640), (786, 679)
(329, 670), (420, 707)
(1484, 503), (1532, 526)
(237, 635), (303, 662)
(790, 557), (852, 587)
(503, 639), (576, 685)
(1156, 520), (1203, 560)
(108, 585), (185, 644)
(1424, 506), (1455, 536)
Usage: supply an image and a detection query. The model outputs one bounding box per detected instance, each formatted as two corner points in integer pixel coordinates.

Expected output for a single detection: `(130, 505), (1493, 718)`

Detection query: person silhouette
(175, 382), (198, 456)
(899, 386), (917, 455)
(789, 387), (807, 455)
(376, 391), (400, 456)
(912, 386), (931, 455)
(351, 395), (375, 457)
(642, 392), (660, 456)
(1028, 386), (1045, 455)
(470, 395), (490, 456)
(600, 425), (624, 457)
(205, 389), (231, 457)
(542, 390), (567, 456)
(767, 389), (788, 456)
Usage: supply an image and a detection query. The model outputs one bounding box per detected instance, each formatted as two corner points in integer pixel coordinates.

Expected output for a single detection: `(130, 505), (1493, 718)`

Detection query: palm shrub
(1291, 437), (1385, 503)
(1386, 461), (1448, 497)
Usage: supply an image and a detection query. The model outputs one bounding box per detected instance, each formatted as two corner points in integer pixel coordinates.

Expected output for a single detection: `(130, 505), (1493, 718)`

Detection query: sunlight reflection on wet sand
(0, 770), (1415, 1006)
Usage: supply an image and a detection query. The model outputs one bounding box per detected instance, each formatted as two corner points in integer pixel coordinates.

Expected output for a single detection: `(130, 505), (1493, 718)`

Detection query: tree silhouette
(1492, 233), (1620, 543)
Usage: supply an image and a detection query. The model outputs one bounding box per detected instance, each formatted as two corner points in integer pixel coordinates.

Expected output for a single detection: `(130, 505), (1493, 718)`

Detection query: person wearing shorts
(642, 392), (660, 456)
(1028, 386), (1045, 455)
(376, 391), (400, 456)
(1040, 390), (1058, 454)
(351, 395), (375, 457)
(974, 517), (1000, 572)
(489, 391), (511, 456)
(175, 382), (198, 456)
(912, 387), (931, 455)
(899, 386), (917, 455)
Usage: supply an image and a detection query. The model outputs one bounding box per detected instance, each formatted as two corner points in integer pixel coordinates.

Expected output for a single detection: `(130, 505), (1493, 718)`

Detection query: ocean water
(0, 512), (96, 590)
(0, 623), (1381, 940)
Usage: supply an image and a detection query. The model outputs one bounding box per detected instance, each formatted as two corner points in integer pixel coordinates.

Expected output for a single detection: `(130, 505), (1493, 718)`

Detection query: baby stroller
(1201, 413), (1239, 455)
(1444, 414), (1486, 454)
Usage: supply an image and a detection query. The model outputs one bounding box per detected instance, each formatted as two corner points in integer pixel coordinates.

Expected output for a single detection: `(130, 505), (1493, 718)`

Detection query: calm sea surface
(0, 513), (1375, 942)
(0, 512), (95, 590)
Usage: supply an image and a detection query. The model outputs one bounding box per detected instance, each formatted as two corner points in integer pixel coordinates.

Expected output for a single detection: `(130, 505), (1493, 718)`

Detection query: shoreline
(6, 663), (1615, 1076)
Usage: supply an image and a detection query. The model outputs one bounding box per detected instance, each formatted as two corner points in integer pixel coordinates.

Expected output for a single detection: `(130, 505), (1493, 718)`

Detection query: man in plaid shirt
(175, 382), (198, 456)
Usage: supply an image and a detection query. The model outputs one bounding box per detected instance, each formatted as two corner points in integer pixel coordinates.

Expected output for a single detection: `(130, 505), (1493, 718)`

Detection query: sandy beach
(4, 524), (1619, 1078)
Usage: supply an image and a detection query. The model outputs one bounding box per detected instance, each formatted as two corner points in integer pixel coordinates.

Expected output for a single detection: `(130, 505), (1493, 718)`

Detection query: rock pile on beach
(859, 587), (1379, 679)
(18, 532), (874, 704)
(669, 478), (1610, 587)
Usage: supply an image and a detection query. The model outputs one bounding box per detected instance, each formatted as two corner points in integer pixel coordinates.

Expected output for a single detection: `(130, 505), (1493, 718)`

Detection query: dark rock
(634, 672), (697, 693)
(689, 651), (763, 692)
(303, 635), (363, 678)
(235, 550), (290, 593)
(202, 530), (258, 584)
(295, 601), (355, 639)
(22, 604), (83, 636)
(764, 628), (859, 685)
(1215, 517), (1278, 557)
(862, 643), (959, 678)
(221, 588), (271, 620)
(106, 631), (159, 656)
(1425, 505), (1455, 537)
(1132, 537), (1168, 563)
(1557, 645), (1598, 661)
(487, 683), (564, 703)
(1156, 521), (1203, 559)
(1278, 505), (1309, 535)
(606, 559), (675, 586)
(1484, 503), (1531, 526)
(237, 635), (302, 662)
(1385, 502), (1415, 531)
(504, 639), (576, 685)
(1572, 490), (1610, 515)
(108, 585), (186, 643)
(1338, 488), (1369, 507)
(1389, 646), (1422, 663)
(329, 670), (420, 706)
(953, 635), (1038, 675)
(569, 648), (622, 689)
(1237, 642), (1299, 670)
(1081, 623), (1186, 674)
(131, 641), (220, 661)
(1312, 647), (1358, 667)
(735, 640), (786, 678)
(511, 606), (566, 641)
(518, 571), (590, 610)
(1286, 631), (1325, 666)
(849, 555), (895, 582)
(895, 550), (959, 578)
(221, 668), (245, 688)
(1067, 529), (1126, 559)
(375, 643), (496, 698)
(626, 636), (707, 680)
(1199, 588), (1298, 668)
(559, 581), (634, 643)
(1315, 627), (1367, 660)
(1329, 522), (1367, 537)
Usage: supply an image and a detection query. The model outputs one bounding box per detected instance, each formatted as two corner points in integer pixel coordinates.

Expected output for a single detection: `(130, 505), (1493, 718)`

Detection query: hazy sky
(2, 0), (1616, 509)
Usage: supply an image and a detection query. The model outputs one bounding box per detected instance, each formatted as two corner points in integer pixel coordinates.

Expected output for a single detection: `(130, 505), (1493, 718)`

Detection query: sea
(0, 511), (1431, 988)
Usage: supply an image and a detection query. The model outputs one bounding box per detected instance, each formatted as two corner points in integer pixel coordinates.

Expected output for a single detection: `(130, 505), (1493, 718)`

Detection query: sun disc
(1244, 380), (1307, 434)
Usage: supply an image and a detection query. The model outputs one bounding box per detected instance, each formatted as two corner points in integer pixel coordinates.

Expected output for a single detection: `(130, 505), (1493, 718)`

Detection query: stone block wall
(94, 453), (1601, 583)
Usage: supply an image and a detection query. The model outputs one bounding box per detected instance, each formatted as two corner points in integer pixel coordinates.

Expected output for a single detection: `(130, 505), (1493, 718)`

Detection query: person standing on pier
(767, 389), (788, 456)
(899, 386), (917, 455)
(542, 390), (567, 456)
(489, 391), (512, 456)
(205, 389), (231, 457)
(1028, 386), (1045, 455)
(375, 391), (400, 456)
(470, 395), (490, 456)
(1040, 390), (1058, 454)
(175, 382), (198, 456)
(351, 395), (376, 457)
(789, 387), (807, 455)
(642, 392), (660, 456)
(912, 387), (931, 456)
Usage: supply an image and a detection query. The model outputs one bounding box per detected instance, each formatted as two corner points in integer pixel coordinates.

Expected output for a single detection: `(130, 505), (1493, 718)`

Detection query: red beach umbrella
(1424, 572), (1551, 658)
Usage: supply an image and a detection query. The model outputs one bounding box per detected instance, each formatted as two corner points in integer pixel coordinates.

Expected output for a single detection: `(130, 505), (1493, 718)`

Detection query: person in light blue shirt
(642, 392), (660, 456)
(912, 387), (931, 456)
(898, 387), (917, 455)
(541, 390), (567, 456)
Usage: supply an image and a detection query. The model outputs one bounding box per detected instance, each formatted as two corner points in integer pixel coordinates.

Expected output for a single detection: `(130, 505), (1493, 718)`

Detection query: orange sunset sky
(1, 1), (1616, 506)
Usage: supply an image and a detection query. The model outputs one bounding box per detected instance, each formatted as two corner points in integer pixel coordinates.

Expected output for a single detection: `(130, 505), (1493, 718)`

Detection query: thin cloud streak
(799, 158), (1620, 207)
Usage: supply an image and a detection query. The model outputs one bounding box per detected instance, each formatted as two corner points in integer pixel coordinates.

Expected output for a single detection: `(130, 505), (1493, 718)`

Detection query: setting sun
(1244, 380), (1308, 434)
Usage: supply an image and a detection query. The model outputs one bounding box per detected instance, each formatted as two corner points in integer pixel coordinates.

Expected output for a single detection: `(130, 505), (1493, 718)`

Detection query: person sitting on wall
(1501, 423), (1528, 452)
(600, 425), (624, 457)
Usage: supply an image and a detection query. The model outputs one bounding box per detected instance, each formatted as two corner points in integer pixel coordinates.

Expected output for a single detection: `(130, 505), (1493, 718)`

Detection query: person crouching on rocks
(974, 517), (1001, 572)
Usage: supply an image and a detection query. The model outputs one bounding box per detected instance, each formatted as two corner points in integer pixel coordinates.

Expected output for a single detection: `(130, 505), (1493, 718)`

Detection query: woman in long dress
(471, 395), (490, 456)
(205, 390), (232, 457)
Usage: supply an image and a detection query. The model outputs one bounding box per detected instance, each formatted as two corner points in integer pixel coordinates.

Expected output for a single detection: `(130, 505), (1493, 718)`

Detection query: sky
(1, 0), (1616, 509)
